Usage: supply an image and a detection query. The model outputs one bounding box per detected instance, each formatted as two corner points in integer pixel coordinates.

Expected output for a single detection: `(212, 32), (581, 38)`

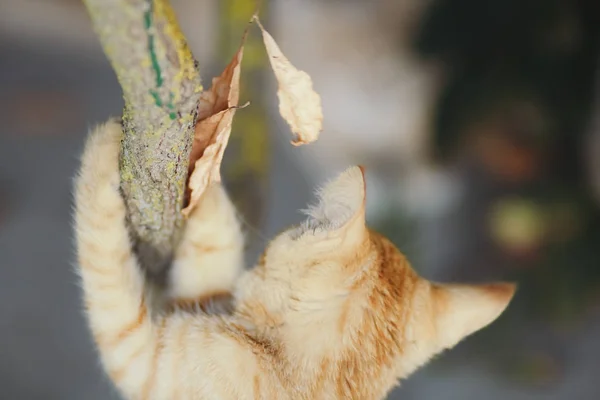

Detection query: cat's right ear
(292, 166), (367, 245)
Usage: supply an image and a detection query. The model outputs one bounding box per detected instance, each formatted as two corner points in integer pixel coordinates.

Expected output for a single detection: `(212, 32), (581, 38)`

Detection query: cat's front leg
(167, 183), (245, 313)
(74, 119), (166, 397)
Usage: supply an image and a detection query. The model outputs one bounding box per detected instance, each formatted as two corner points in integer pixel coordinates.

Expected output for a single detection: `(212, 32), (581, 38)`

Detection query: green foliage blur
(395, 0), (600, 384)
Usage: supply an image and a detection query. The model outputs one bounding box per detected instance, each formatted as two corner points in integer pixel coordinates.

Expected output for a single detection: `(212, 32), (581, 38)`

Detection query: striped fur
(74, 120), (515, 399)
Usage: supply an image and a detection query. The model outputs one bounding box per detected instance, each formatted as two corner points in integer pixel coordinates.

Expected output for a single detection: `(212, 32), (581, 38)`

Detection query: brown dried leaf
(182, 40), (244, 217)
(254, 16), (323, 146)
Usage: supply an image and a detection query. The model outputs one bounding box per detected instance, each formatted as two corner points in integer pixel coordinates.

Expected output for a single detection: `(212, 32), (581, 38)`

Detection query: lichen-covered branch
(83, 0), (203, 274)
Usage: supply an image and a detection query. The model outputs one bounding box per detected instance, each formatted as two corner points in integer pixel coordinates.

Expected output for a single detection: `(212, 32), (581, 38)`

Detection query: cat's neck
(282, 270), (375, 365)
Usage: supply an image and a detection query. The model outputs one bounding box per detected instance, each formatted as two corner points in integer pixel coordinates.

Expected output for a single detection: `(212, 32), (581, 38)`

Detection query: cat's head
(236, 166), (515, 390)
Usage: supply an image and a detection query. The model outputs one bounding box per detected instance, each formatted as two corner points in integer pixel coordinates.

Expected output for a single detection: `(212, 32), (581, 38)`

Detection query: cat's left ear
(431, 282), (516, 350)
(295, 166), (367, 243)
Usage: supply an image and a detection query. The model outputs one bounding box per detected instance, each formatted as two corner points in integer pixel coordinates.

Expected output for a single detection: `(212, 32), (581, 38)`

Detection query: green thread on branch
(166, 91), (176, 119)
(144, 0), (164, 88)
(150, 91), (176, 119)
(150, 90), (163, 107)
(82, 0), (204, 274)
(167, 92), (176, 111)
(146, 2), (176, 119)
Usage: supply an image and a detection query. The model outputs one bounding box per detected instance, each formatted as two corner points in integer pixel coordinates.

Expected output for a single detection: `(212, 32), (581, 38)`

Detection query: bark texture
(83, 0), (203, 274)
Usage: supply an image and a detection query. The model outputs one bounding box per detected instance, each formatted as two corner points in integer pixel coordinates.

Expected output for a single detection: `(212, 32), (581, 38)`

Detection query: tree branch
(83, 0), (202, 274)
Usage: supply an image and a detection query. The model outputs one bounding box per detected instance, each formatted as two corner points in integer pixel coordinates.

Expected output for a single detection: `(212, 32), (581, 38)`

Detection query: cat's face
(236, 166), (515, 388)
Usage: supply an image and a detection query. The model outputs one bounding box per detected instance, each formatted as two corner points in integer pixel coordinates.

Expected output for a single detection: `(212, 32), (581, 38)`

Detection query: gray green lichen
(82, 0), (203, 273)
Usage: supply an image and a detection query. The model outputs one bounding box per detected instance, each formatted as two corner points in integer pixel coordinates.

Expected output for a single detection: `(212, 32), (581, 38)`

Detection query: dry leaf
(254, 16), (323, 146)
(182, 39), (245, 217)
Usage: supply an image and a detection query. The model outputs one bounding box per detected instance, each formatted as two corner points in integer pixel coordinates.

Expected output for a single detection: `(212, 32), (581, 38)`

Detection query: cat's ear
(296, 166), (366, 241)
(431, 282), (516, 349)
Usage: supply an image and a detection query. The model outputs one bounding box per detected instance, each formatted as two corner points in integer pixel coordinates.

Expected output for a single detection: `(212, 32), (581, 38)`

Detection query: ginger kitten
(73, 119), (515, 399)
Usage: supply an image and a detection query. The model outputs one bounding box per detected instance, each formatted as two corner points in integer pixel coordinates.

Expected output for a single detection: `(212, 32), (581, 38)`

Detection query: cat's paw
(75, 119), (124, 211)
(168, 183), (245, 300)
(79, 118), (122, 179)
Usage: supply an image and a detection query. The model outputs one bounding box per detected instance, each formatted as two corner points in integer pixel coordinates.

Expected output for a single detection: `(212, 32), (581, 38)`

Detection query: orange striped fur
(74, 120), (515, 399)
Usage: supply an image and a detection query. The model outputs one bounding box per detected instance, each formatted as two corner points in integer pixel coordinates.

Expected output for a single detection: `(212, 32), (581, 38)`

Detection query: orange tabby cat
(74, 119), (515, 400)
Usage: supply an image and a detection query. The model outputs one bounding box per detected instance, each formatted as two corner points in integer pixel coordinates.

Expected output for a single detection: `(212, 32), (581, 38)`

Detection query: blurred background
(1, 0), (600, 398)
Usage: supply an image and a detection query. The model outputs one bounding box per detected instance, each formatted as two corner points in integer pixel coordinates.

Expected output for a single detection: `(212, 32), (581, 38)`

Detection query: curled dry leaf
(182, 39), (245, 217)
(254, 16), (323, 146)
